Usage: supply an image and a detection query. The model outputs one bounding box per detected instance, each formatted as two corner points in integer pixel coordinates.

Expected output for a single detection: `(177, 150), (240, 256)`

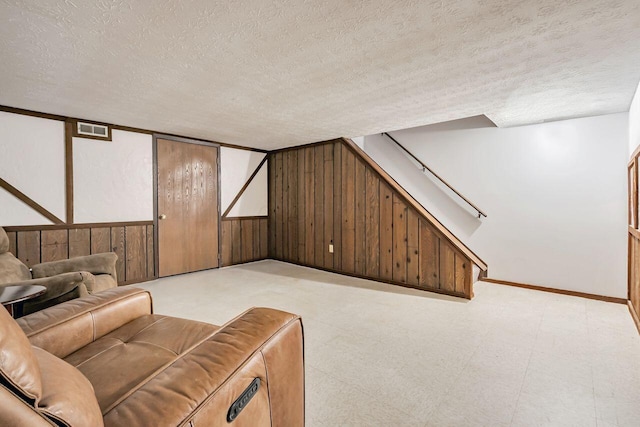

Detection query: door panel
(157, 138), (219, 276)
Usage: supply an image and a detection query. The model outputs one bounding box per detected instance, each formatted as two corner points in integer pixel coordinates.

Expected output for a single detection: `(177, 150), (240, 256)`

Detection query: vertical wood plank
(231, 219), (242, 264)
(91, 228), (111, 254)
(365, 168), (380, 277)
(282, 151), (289, 261)
(6, 231), (17, 256)
(241, 219), (253, 262)
(68, 228), (91, 258)
(333, 142), (342, 271)
(392, 195), (407, 283)
(221, 220), (232, 266)
(633, 237), (637, 313)
(419, 220), (440, 289)
(440, 243), (456, 292)
(354, 157), (366, 275)
(379, 183), (393, 280)
(268, 154), (276, 257)
(323, 143), (334, 270)
(253, 218), (261, 260)
(304, 147), (315, 265)
(260, 218), (268, 259)
(111, 226), (126, 283)
(288, 150), (298, 262)
(454, 251), (471, 296)
(314, 145), (324, 266)
(297, 147), (306, 263)
(407, 209), (420, 286)
(17, 231), (40, 267)
(146, 224), (154, 278)
(341, 147), (355, 273)
(125, 226), (146, 282)
(41, 229), (68, 263)
(275, 152), (284, 259)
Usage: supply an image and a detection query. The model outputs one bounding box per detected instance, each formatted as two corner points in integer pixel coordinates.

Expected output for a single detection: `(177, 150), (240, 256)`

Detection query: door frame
(153, 134), (222, 277)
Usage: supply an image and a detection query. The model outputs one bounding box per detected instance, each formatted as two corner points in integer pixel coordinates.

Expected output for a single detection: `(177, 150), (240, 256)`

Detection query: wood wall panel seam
(0, 178), (64, 225)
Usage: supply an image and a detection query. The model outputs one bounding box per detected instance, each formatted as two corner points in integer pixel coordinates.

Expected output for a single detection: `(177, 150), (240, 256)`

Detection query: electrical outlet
(329, 244), (334, 253)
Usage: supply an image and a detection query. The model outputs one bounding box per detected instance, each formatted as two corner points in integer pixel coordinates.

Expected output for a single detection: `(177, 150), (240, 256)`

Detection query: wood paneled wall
(629, 149), (640, 331)
(221, 217), (268, 267)
(268, 139), (474, 298)
(629, 231), (640, 327)
(4, 222), (155, 285)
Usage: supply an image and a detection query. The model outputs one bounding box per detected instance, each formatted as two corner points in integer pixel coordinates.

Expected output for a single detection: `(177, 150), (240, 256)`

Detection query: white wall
(73, 130), (153, 223)
(630, 80), (640, 157)
(363, 113), (628, 298)
(0, 187), (53, 225)
(1, 109), (266, 229)
(220, 147), (267, 216)
(0, 111), (65, 224)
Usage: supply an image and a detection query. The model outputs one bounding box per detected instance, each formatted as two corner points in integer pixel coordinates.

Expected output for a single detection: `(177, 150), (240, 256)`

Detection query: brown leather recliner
(0, 286), (305, 426)
(0, 227), (118, 315)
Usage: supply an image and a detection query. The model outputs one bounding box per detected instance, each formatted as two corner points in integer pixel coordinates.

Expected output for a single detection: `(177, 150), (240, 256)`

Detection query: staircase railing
(382, 132), (487, 219)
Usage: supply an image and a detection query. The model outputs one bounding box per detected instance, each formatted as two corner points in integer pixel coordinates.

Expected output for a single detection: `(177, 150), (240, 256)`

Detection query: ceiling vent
(77, 121), (110, 139)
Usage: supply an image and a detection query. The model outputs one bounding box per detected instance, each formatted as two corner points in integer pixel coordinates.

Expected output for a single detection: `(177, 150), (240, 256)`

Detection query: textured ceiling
(1, 1), (640, 149)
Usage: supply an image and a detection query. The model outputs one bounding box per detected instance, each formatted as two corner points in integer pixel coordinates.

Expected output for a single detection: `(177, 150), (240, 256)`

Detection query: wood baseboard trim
(483, 278), (627, 304)
(118, 277), (157, 287)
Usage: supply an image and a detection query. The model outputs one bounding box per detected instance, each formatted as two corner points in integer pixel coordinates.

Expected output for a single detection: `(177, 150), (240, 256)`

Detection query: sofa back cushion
(0, 302), (42, 403)
(0, 252), (31, 285)
(32, 347), (104, 427)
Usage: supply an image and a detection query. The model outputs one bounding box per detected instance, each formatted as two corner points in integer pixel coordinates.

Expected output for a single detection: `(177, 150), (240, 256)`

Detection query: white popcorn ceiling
(0, 0), (639, 150)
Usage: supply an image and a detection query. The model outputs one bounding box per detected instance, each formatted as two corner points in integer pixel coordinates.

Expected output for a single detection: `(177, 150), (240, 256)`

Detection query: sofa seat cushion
(63, 314), (219, 414)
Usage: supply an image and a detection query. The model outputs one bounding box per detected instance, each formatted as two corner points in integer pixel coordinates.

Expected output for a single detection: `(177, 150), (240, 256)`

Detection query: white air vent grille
(77, 122), (109, 139)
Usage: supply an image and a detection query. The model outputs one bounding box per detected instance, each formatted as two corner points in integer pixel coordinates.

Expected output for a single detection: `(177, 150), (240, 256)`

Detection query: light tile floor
(137, 260), (640, 427)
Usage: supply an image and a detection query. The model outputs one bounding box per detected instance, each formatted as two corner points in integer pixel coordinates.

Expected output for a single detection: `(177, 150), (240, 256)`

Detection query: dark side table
(0, 285), (46, 318)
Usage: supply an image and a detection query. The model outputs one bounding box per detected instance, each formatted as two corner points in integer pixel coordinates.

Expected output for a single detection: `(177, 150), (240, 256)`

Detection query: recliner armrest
(1, 272), (88, 301)
(102, 307), (305, 426)
(31, 253), (118, 283)
(17, 287), (152, 358)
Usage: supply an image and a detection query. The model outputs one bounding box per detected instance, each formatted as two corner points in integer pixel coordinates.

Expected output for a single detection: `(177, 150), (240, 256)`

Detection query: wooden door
(157, 138), (220, 277)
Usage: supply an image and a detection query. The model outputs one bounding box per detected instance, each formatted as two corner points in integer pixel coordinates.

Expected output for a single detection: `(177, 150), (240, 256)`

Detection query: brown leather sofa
(0, 287), (305, 426)
(0, 226), (118, 315)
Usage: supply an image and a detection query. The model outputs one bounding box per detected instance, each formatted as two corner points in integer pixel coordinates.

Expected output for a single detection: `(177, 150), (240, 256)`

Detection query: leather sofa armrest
(17, 287), (152, 358)
(102, 308), (305, 426)
(31, 253), (118, 283)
